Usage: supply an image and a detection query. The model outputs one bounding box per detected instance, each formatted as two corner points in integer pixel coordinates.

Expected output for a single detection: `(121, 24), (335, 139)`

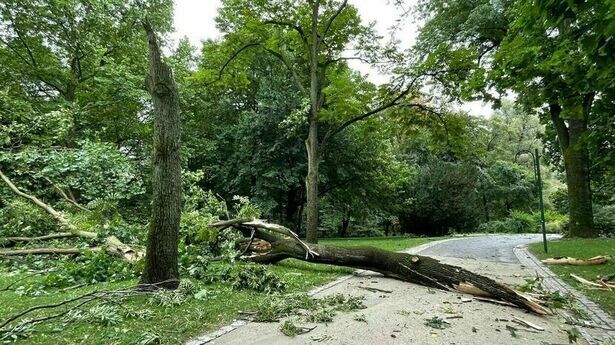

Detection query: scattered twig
(512, 316), (544, 331)
(473, 297), (517, 307)
(358, 286), (393, 294)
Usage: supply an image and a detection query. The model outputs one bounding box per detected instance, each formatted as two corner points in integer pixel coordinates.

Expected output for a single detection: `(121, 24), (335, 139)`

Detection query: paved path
(417, 233), (561, 263)
(188, 234), (587, 345)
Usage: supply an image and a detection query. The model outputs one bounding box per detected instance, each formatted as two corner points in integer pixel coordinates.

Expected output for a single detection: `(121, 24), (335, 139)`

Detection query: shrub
(594, 204), (615, 237)
(478, 210), (568, 234)
(0, 199), (58, 238)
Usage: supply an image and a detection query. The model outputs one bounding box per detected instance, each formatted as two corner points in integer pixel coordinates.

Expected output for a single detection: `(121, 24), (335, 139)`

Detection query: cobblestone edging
(185, 237), (456, 344)
(513, 245), (615, 345)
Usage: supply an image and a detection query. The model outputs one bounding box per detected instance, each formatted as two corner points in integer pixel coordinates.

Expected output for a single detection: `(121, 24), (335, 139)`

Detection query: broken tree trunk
(0, 170), (142, 264)
(139, 18), (182, 289)
(211, 219), (549, 315)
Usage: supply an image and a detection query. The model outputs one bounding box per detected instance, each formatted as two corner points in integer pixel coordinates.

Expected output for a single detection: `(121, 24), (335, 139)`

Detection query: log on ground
(212, 219), (549, 315)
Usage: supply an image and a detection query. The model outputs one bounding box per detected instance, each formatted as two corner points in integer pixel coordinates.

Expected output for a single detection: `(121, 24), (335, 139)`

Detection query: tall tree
(140, 19), (182, 288)
(416, 0), (615, 237)
(213, 0), (425, 242)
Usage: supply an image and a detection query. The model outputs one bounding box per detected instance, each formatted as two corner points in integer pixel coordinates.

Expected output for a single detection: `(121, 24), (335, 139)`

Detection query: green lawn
(528, 238), (615, 317)
(0, 236), (434, 344)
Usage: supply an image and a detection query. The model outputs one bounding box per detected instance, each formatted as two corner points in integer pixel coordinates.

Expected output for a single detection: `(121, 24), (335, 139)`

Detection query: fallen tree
(210, 219), (549, 315)
(0, 170), (142, 264)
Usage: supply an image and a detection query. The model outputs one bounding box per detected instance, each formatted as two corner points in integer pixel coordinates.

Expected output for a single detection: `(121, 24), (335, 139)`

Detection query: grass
(0, 236), (436, 344)
(528, 238), (615, 317)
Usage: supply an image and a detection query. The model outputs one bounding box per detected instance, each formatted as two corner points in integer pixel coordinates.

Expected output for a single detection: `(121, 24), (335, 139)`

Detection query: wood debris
(542, 255), (609, 266)
(570, 274), (613, 291)
(358, 286), (393, 294)
(512, 316), (544, 331)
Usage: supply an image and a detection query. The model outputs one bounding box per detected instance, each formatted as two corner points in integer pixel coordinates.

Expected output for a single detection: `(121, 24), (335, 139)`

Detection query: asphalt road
(415, 233), (562, 263)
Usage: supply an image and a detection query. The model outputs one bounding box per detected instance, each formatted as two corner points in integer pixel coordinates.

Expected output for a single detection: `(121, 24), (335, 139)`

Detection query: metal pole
(535, 148), (548, 253)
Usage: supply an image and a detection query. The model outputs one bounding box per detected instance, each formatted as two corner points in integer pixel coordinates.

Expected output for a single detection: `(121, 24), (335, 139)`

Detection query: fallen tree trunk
(0, 170), (142, 264)
(212, 219), (549, 315)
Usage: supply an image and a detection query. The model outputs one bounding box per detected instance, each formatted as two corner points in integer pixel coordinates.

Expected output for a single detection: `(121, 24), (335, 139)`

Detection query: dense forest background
(0, 0), (613, 247)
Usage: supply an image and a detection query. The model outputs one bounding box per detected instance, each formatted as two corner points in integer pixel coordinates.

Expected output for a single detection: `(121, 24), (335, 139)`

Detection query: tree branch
(3, 233), (77, 246)
(0, 247), (100, 257)
(263, 20), (308, 47)
(43, 177), (89, 212)
(321, 0), (348, 46)
(0, 170), (141, 263)
(322, 85), (412, 144)
(262, 47), (307, 94)
(206, 42), (261, 86)
(549, 103), (569, 151)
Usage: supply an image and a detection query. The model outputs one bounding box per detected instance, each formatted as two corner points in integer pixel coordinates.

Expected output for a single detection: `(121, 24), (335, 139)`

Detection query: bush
(0, 199), (58, 238)
(399, 161), (482, 235)
(477, 219), (524, 233)
(594, 204), (615, 237)
(478, 210), (568, 234)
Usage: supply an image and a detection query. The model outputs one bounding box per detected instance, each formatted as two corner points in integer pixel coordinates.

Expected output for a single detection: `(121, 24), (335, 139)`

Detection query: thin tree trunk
(339, 209), (350, 237)
(140, 19), (182, 288)
(305, 121), (320, 243)
(305, 0), (322, 244)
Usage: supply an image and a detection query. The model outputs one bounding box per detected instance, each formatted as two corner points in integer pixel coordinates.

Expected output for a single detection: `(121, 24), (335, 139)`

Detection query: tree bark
(250, 238), (547, 315)
(212, 219), (548, 315)
(140, 19), (182, 289)
(549, 101), (595, 237)
(305, 0), (322, 244)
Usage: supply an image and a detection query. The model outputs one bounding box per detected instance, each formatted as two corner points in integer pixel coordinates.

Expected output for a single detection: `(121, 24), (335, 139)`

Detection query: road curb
(513, 245), (615, 344)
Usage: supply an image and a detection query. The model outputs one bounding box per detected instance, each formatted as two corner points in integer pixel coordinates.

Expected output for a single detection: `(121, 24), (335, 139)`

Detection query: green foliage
(424, 316), (449, 329)
(201, 263), (286, 294)
(40, 140), (145, 201)
(306, 308), (335, 323)
(0, 199), (58, 238)
(254, 293), (316, 322)
(478, 210), (568, 234)
(594, 204), (615, 237)
(399, 160), (481, 235)
(279, 320), (301, 337)
(229, 264), (286, 293)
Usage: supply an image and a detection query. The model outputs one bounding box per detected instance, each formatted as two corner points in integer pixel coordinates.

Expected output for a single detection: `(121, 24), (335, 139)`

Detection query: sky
(171, 0), (493, 116)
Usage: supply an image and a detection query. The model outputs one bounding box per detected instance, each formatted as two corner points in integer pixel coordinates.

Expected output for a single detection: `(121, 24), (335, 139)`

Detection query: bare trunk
(549, 100), (595, 238)
(305, 1), (322, 244)
(563, 119), (594, 237)
(140, 20), (182, 288)
(338, 209), (350, 237)
(305, 121), (320, 243)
